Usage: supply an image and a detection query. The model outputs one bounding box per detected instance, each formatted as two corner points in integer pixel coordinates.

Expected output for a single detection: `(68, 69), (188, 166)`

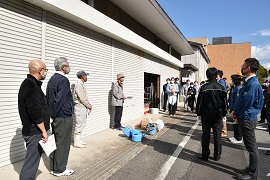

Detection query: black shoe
(197, 155), (208, 161)
(236, 172), (257, 179)
(265, 150), (270, 156)
(113, 126), (123, 131)
(258, 120), (265, 123)
(234, 167), (249, 174)
(214, 156), (221, 161)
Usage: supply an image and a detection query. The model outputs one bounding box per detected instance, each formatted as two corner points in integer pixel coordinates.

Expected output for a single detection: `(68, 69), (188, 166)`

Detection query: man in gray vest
(112, 73), (126, 130)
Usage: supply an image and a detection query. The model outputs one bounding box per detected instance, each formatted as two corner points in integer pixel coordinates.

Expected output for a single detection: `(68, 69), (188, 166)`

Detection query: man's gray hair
(54, 57), (69, 71)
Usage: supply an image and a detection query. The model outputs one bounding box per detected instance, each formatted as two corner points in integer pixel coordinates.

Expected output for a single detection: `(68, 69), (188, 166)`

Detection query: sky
(157, 0), (270, 69)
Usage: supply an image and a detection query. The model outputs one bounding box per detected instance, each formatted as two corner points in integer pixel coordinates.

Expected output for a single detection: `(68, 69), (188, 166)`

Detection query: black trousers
(20, 134), (43, 180)
(168, 103), (176, 115)
(188, 97), (195, 111)
(163, 94), (168, 111)
(267, 114), (270, 135)
(50, 117), (73, 173)
(114, 106), (123, 128)
(233, 123), (242, 141)
(238, 119), (258, 177)
(260, 106), (266, 122)
(175, 94), (179, 110)
(201, 115), (223, 159)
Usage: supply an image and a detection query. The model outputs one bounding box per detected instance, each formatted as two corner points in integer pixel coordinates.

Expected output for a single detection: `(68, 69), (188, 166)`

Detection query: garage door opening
(144, 72), (160, 109)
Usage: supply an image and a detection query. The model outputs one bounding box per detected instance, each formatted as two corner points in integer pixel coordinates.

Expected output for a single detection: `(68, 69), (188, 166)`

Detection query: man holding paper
(18, 59), (50, 180)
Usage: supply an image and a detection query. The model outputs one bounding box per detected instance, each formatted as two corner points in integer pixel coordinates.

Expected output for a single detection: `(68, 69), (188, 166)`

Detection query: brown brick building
(207, 43), (251, 80)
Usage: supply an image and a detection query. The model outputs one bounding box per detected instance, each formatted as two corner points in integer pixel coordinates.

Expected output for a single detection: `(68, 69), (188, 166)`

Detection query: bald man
(18, 59), (50, 180)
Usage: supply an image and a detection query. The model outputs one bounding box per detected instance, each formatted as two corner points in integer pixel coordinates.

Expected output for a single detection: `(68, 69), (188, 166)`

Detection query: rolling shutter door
(160, 61), (180, 83)
(44, 12), (112, 136)
(0, 0), (43, 167)
(143, 53), (161, 75)
(113, 41), (144, 122)
(160, 61), (180, 108)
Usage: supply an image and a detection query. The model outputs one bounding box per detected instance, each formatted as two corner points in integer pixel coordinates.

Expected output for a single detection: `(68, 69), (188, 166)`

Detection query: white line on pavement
(155, 116), (200, 180)
(258, 147), (270, 151)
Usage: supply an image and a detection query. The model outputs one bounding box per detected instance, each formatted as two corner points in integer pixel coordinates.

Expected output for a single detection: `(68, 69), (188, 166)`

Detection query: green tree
(257, 65), (268, 84)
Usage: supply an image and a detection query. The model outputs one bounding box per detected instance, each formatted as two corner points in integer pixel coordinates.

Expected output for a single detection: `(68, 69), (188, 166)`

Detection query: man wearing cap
(112, 73), (126, 130)
(73, 70), (92, 148)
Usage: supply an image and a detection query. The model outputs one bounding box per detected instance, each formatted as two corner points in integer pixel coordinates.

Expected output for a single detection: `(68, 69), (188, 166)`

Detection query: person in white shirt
(167, 77), (179, 116)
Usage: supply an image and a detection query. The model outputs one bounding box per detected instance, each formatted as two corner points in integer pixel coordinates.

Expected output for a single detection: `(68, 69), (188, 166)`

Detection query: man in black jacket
(46, 57), (74, 176)
(18, 59), (50, 180)
(196, 67), (227, 161)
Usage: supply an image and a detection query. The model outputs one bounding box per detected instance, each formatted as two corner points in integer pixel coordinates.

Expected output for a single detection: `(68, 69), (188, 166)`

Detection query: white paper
(126, 96), (133, 99)
(39, 134), (57, 157)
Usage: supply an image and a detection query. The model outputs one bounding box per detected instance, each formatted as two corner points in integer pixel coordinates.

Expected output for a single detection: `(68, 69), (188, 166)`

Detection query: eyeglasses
(63, 64), (70, 68)
(40, 68), (48, 72)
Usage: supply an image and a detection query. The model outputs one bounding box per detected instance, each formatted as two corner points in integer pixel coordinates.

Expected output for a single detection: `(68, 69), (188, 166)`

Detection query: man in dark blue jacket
(217, 70), (228, 137)
(46, 57), (74, 177)
(231, 58), (264, 180)
(163, 78), (170, 112)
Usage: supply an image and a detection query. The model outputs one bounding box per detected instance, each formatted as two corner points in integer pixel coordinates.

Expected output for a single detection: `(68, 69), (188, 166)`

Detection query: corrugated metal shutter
(44, 12), (113, 136)
(143, 53), (161, 75)
(143, 52), (180, 110)
(0, 0), (43, 167)
(113, 41), (144, 122)
(160, 61), (179, 83)
(160, 61), (180, 108)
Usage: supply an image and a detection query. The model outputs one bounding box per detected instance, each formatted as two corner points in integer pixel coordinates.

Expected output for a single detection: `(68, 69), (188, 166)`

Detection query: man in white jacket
(167, 77), (179, 116)
(73, 70), (92, 148)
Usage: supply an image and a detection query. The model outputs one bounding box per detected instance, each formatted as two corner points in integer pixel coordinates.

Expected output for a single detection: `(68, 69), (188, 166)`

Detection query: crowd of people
(18, 56), (269, 179)
(162, 58), (269, 179)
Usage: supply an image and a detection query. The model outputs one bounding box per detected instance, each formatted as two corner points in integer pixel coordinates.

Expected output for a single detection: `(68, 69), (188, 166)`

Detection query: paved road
(107, 112), (270, 180)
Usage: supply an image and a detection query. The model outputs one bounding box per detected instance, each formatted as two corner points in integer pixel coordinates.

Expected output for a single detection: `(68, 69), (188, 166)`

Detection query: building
(181, 39), (210, 83)
(207, 42), (251, 80)
(212, 36), (232, 45)
(0, 0), (193, 167)
(186, 37), (251, 82)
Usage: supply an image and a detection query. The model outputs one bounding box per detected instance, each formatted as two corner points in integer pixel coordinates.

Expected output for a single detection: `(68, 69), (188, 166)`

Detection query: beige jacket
(73, 79), (91, 109)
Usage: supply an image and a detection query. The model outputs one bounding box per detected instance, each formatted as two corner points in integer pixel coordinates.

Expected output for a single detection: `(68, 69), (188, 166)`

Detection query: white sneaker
(228, 137), (236, 141)
(231, 139), (243, 144)
(266, 173), (270, 176)
(53, 169), (74, 176)
(80, 140), (87, 145)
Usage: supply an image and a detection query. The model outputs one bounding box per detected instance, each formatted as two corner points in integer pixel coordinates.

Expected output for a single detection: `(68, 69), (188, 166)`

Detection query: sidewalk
(0, 105), (176, 180)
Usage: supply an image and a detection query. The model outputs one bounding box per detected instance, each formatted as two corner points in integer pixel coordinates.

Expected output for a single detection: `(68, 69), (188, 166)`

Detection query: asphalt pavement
(1, 102), (270, 180)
